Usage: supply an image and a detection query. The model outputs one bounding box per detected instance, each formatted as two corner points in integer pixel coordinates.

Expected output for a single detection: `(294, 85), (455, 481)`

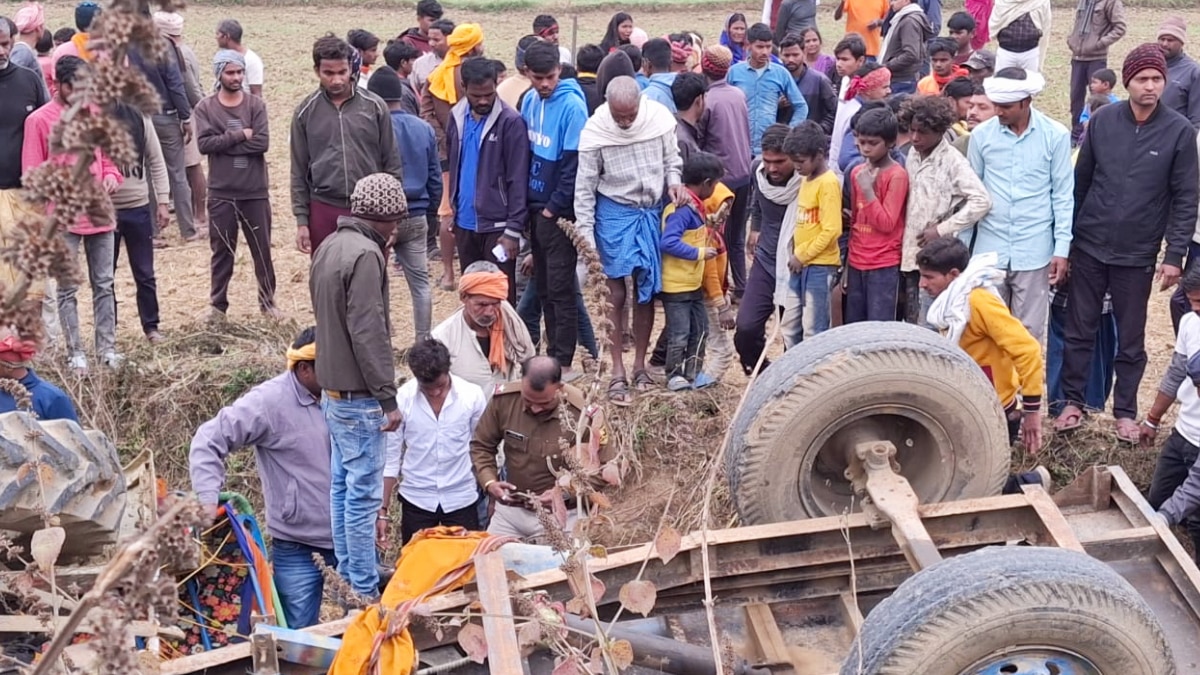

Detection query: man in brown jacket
(1066, 0), (1126, 144)
(309, 172), (405, 600)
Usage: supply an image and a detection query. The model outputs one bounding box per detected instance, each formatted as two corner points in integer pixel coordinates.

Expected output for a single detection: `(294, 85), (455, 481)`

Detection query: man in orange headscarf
(0, 329), (77, 421)
(432, 261), (535, 398)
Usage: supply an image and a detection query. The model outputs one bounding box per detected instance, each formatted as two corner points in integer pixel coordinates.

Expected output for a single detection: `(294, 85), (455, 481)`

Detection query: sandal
(607, 377), (632, 407)
(1115, 418), (1141, 445)
(632, 369), (655, 392)
(1053, 404), (1084, 434)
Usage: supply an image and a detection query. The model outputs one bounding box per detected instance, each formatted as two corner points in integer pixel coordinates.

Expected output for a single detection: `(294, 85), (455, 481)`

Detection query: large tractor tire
(0, 411), (127, 562)
(727, 322), (1009, 524)
(842, 546), (1175, 675)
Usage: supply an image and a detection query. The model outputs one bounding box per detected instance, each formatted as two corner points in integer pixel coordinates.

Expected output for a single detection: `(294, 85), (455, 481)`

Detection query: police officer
(470, 355), (611, 540)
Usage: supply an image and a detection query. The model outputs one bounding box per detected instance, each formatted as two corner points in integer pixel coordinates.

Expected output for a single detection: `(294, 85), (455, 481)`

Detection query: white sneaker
(101, 352), (125, 369)
(68, 354), (88, 376)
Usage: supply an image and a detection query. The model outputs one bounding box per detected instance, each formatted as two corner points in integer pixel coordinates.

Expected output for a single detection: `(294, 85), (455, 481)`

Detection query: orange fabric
(844, 0), (890, 57)
(701, 182), (734, 303)
(458, 271), (510, 372)
(329, 528), (501, 675)
(917, 66), (969, 95)
(70, 31), (92, 61)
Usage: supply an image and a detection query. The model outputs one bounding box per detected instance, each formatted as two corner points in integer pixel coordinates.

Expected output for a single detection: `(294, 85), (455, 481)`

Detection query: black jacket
(0, 64), (48, 189)
(1073, 101), (1199, 268)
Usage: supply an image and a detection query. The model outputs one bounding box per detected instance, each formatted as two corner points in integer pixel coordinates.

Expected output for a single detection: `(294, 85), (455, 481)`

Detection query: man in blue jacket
(727, 22), (807, 156)
(522, 42), (590, 376)
(368, 66), (439, 343)
(446, 58), (530, 303)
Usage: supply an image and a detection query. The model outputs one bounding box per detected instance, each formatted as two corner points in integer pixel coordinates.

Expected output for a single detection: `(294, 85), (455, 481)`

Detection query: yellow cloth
(285, 343), (316, 370)
(701, 183), (734, 304)
(329, 528), (499, 675)
(792, 171), (842, 266)
(959, 288), (1045, 409)
(71, 31), (92, 61)
(659, 201), (708, 294)
(429, 24), (483, 105)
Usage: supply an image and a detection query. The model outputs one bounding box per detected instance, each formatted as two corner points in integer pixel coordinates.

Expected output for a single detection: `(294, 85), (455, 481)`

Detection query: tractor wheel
(841, 546), (1175, 675)
(727, 321), (1009, 524)
(0, 411), (127, 562)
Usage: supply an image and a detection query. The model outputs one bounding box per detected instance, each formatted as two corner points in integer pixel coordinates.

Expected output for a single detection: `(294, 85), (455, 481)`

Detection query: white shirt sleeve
(383, 390), (407, 479)
(244, 50), (265, 87)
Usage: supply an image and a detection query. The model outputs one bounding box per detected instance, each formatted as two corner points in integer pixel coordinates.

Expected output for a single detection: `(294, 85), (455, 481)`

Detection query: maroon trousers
(309, 200), (353, 256)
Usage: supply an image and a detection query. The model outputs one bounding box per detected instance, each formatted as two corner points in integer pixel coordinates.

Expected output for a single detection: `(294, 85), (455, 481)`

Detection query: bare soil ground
(3, 2), (1199, 545)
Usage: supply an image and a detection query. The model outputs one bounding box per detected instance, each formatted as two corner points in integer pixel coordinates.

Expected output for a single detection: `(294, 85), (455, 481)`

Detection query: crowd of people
(7, 0), (1200, 630)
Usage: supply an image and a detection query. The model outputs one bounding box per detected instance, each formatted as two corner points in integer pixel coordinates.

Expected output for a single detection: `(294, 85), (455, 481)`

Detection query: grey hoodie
(881, 4), (935, 82)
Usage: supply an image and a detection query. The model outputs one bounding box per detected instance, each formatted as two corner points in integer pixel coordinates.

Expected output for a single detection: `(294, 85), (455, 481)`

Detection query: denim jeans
(516, 278), (599, 360)
(1046, 302), (1116, 416)
(59, 231), (117, 358)
(845, 265), (900, 323)
(392, 215), (432, 342)
(322, 394), (385, 597)
(113, 206), (160, 334)
(272, 538), (336, 628)
(660, 289), (707, 381)
(788, 264), (837, 341)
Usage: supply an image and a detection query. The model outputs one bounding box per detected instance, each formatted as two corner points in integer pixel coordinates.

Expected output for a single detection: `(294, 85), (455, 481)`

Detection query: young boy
(919, 238), (1043, 450)
(918, 38), (969, 96)
(659, 152), (722, 391)
(947, 11), (976, 66)
(699, 182), (736, 383)
(1078, 68), (1119, 127)
(846, 108), (908, 323)
(784, 121), (842, 342)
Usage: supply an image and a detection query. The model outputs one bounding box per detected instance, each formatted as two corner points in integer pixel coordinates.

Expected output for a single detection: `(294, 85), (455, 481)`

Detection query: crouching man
(188, 327), (334, 628)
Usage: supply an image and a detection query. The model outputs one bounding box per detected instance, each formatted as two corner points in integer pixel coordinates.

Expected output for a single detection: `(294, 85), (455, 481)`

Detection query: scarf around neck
(926, 251), (1007, 345)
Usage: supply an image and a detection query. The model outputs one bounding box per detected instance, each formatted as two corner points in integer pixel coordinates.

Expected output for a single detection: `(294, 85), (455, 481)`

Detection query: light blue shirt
(727, 61), (808, 155)
(643, 73), (677, 113)
(965, 108), (1074, 272)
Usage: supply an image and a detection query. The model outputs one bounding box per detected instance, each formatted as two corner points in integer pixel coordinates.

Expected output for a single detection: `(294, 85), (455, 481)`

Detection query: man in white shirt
(381, 338), (486, 545)
(216, 18), (263, 96)
(410, 18), (453, 93)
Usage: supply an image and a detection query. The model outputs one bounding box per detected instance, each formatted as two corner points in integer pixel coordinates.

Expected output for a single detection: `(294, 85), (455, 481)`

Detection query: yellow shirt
(792, 170), (843, 267)
(959, 288), (1045, 410)
(659, 202), (708, 294)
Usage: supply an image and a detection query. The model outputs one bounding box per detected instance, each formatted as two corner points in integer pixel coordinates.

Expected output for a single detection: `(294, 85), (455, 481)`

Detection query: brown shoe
(145, 330), (165, 343)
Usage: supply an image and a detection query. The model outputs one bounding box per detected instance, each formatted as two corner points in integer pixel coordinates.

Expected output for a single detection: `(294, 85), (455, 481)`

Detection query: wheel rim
(797, 404), (956, 517)
(963, 647), (1103, 675)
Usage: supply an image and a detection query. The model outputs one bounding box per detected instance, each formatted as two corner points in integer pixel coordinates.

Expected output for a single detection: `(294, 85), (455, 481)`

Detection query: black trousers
(399, 494), (481, 545)
(1147, 430), (1200, 559)
(1069, 59), (1106, 144)
(113, 206), (160, 334)
(531, 211), (579, 368)
(1059, 249), (1154, 420)
(454, 225), (517, 304)
(726, 183), (751, 298)
(1169, 241), (1200, 334)
(208, 197), (276, 312)
(734, 258), (778, 374)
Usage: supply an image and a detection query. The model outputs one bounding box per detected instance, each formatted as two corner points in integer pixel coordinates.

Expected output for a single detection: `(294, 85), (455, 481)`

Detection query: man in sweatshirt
(1159, 17), (1200, 129)
(522, 42), (588, 376)
(1056, 44), (1200, 444)
(879, 0), (934, 95)
(368, 66), (438, 343)
(446, 57), (529, 303)
(398, 0), (443, 55)
(1066, 0), (1126, 144)
(291, 34), (403, 256)
(196, 50), (279, 321)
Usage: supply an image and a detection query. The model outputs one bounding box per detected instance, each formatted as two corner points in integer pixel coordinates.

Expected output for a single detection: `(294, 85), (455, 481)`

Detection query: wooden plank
(0, 615), (182, 638)
(744, 603), (791, 667)
(838, 591), (864, 636)
(474, 550), (524, 675)
(1020, 484), (1085, 552)
(1052, 465), (1112, 510)
(1079, 526), (1163, 562)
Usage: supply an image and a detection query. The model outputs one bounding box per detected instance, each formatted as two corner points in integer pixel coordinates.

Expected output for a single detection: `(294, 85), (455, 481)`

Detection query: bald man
(573, 76), (686, 404)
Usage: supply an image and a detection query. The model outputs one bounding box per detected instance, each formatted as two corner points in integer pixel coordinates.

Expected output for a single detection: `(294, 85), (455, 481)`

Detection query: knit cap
(367, 65), (405, 102)
(701, 45), (732, 79)
(351, 173), (408, 220)
(1121, 43), (1168, 88)
(74, 0), (100, 31)
(1159, 16), (1187, 44)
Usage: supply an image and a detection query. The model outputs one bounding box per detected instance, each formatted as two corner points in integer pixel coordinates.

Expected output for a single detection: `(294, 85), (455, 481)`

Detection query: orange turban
(458, 271), (510, 372)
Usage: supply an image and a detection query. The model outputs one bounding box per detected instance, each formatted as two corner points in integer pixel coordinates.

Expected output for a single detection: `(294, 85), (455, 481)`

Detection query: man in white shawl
(920, 237), (1045, 452)
(990, 0), (1052, 73)
(574, 76), (686, 404)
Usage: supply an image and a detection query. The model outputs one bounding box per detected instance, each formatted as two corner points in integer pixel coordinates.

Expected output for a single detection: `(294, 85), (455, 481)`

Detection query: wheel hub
(964, 647), (1103, 675)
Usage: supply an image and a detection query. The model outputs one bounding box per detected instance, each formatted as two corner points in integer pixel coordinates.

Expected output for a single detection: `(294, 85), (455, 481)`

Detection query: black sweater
(0, 64), (49, 189)
(1073, 101), (1199, 268)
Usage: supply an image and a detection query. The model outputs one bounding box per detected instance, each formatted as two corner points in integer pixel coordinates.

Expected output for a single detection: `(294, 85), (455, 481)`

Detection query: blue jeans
(845, 265), (900, 323)
(891, 79), (917, 95)
(660, 289), (707, 381)
(516, 280), (599, 360)
(322, 395), (385, 597)
(788, 264), (838, 341)
(272, 539), (336, 628)
(1047, 302), (1116, 416)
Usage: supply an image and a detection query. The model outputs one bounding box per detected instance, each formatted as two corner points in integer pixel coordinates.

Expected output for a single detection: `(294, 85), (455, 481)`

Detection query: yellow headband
(287, 343), (316, 370)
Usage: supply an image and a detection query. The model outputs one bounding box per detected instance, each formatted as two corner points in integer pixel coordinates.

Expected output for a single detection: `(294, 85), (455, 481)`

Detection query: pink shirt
(21, 99), (121, 235)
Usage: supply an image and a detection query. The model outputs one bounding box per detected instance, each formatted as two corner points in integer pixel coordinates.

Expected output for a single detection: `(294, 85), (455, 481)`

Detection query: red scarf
(931, 65), (969, 91)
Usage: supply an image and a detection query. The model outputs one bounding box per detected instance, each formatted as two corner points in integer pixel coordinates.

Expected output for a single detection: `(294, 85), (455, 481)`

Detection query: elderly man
(1159, 17), (1200, 129)
(1057, 44), (1200, 443)
(309, 173), (405, 600)
(154, 11), (208, 234)
(433, 261), (536, 397)
(574, 76), (684, 404)
(471, 355), (611, 541)
(0, 330), (77, 421)
(966, 67), (1072, 343)
(189, 327), (332, 628)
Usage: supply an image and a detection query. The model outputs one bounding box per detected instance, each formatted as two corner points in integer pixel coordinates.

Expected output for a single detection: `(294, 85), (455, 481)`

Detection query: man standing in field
(1159, 17), (1200, 129)
(411, 18), (454, 94)
(216, 19), (264, 96)
(398, 0), (443, 55)
(291, 34), (403, 256)
(310, 173), (406, 600)
(195, 49), (279, 320)
(1065, 0), (1125, 144)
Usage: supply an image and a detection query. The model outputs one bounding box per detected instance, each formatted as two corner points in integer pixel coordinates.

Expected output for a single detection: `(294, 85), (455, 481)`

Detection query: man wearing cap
(962, 49), (995, 85)
(155, 11), (208, 236)
(309, 173), (407, 600)
(1160, 17), (1200, 129)
(10, 3), (48, 99)
(1066, 0), (1125, 145)
(368, 65), (437, 341)
(497, 35), (537, 110)
(1056, 44), (1199, 444)
(195, 49), (279, 321)
(966, 67), (1072, 344)
(433, 261), (536, 397)
(51, 1), (99, 66)
(189, 327), (335, 628)
(0, 331), (77, 421)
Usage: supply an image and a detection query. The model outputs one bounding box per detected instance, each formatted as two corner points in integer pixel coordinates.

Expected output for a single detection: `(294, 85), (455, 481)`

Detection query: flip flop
(1115, 418), (1141, 445)
(607, 377), (633, 407)
(632, 369), (655, 392)
(1053, 404), (1084, 434)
